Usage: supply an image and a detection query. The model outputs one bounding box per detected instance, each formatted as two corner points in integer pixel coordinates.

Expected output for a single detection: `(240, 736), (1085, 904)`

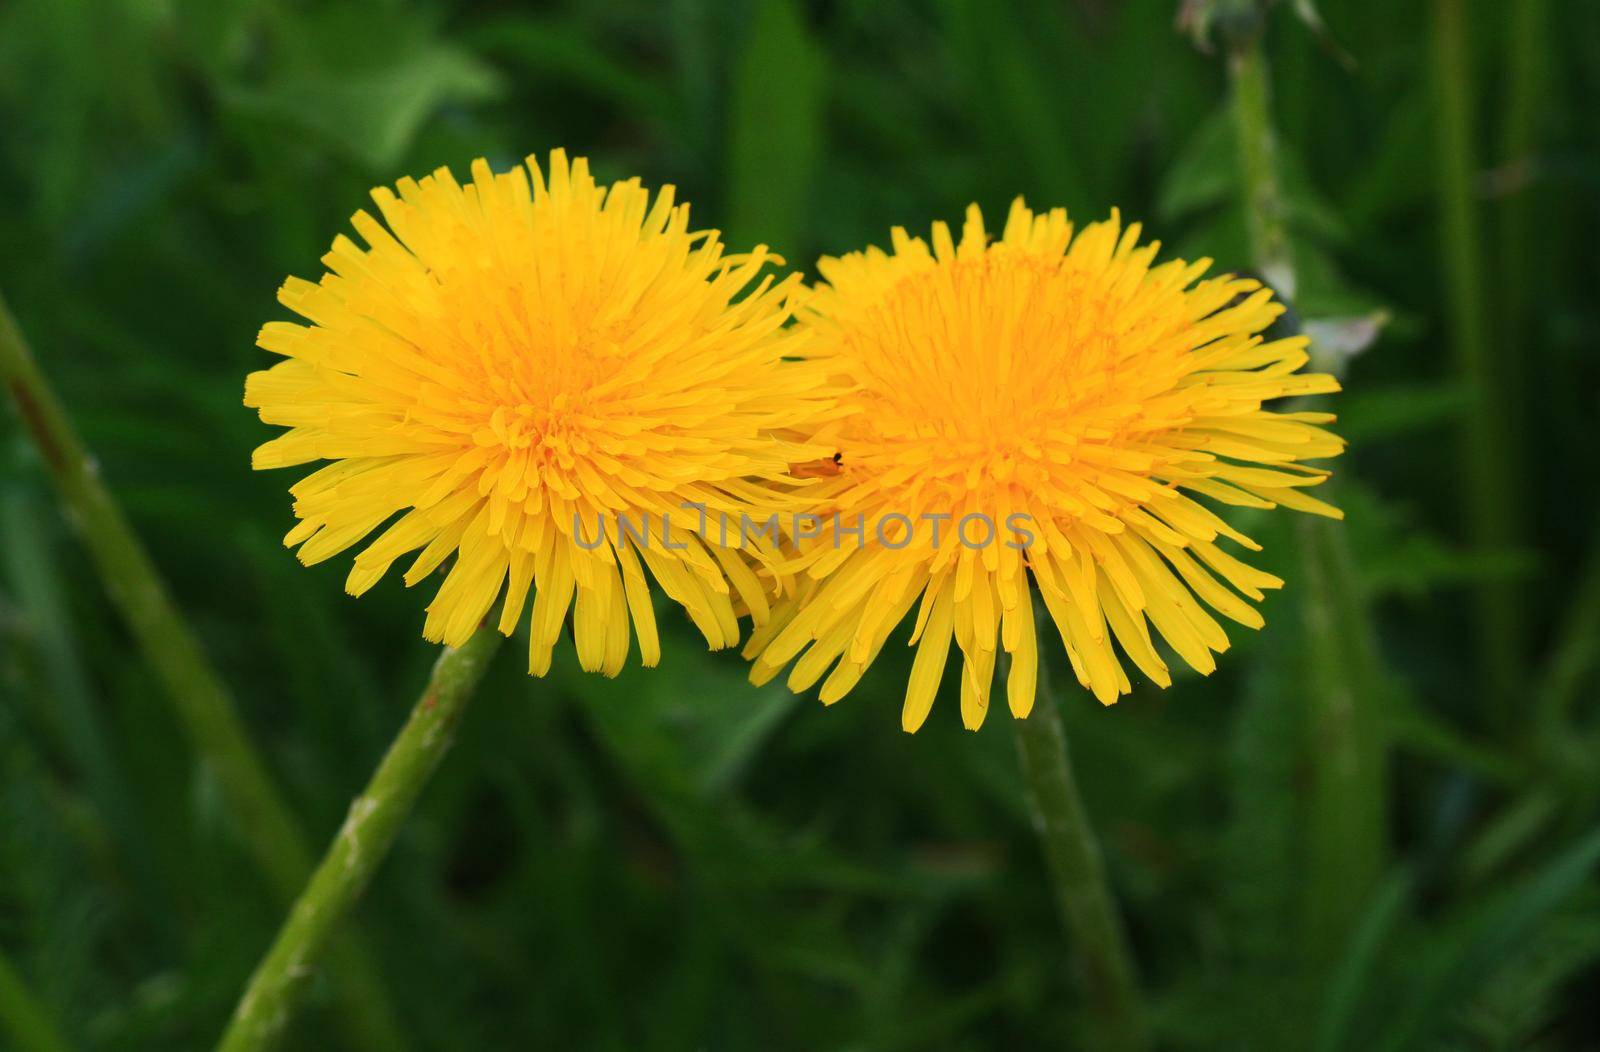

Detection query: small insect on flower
(245, 150), (840, 675)
(745, 200), (1344, 732)
(792, 452), (844, 479)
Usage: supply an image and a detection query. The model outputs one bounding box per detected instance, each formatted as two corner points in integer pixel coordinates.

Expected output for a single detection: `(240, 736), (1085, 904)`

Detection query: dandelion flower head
(246, 150), (836, 675)
(747, 200), (1344, 731)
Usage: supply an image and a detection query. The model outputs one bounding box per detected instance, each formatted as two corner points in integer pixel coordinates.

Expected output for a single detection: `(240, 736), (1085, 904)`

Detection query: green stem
(1432, 0), (1522, 718)
(1227, 37), (1294, 297)
(218, 627), (503, 1052)
(0, 947), (72, 1052)
(1011, 613), (1146, 1052)
(1294, 514), (1387, 954)
(1497, 0), (1544, 737)
(1497, 0), (1542, 444)
(0, 290), (406, 1052)
(1222, 20), (1387, 961)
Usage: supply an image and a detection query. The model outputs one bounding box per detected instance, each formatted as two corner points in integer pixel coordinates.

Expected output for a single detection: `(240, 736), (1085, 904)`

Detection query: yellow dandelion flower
(245, 150), (836, 675)
(746, 200), (1344, 732)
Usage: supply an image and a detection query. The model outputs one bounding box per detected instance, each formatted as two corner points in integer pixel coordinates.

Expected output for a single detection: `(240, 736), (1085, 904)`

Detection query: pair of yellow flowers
(245, 150), (1342, 733)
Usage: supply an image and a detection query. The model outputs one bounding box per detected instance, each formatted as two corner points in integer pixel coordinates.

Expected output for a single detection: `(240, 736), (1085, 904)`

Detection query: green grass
(1, 0), (1598, 1048)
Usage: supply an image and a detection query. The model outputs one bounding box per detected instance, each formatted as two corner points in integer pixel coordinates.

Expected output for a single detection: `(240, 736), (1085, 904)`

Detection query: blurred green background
(2, 0), (1598, 1048)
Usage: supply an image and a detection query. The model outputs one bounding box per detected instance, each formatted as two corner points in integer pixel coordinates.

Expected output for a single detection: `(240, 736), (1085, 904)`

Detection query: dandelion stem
(1011, 614), (1147, 1052)
(0, 946), (73, 1052)
(1293, 514), (1387, 955)
(218, 626), (503, 1052)
(1221, 19), (1388, 961)
(1498, 0), (1545, 740)
(1497, 0), (1543, 474)
(1432, 0), (1523, 718)
(0, 289), (406, 1052)
(1226, 37), (1292, 297)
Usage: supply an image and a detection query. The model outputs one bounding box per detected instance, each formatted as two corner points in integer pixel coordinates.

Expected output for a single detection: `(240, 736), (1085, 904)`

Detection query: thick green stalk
(1223, 22), (1387, 960)
(218, 627), (503, 1052)
(1227, 40), (1293, 298)
(1497, 0), (1544, 736)
(1294, 515), (1387, 953)
(1432, 0), (1522, 717)
(0, 947), (72, 1052)
(1011, 615), (1146, 1052)
(1497, 0), (1543, 449)
(0, 290), (405, 1052)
